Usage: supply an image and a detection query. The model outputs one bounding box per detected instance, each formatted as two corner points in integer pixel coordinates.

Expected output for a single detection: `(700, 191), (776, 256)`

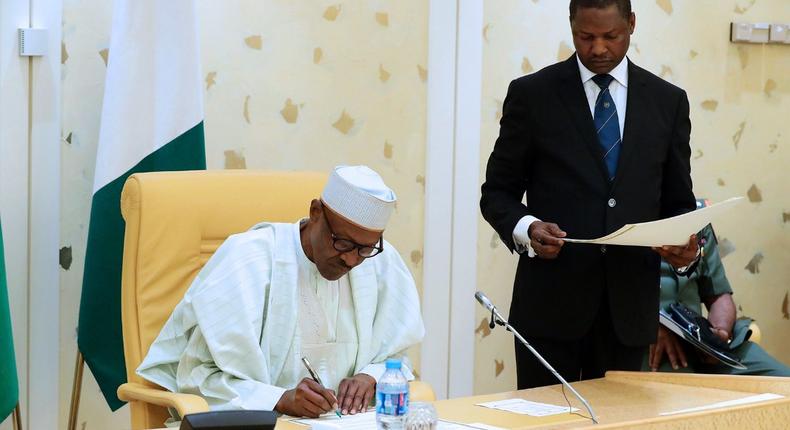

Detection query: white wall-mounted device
(731, 22), (790, 45)
(731, 22), (770, 43)
(770, 24), (789, 44)
(18, 28), (48, 56)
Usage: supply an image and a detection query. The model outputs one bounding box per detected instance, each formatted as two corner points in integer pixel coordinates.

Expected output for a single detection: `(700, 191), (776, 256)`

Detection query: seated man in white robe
(138, 165), (425, 418)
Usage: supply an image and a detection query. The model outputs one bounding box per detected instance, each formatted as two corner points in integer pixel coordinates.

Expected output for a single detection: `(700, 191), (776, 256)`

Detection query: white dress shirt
(512, 55), (629, 256)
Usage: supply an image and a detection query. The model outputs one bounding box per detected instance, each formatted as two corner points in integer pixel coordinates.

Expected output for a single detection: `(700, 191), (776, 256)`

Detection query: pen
(301, 356), (342, 418)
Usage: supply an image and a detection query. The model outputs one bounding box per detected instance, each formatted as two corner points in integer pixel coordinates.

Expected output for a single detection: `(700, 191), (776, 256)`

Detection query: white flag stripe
(93, 0), (204, 193)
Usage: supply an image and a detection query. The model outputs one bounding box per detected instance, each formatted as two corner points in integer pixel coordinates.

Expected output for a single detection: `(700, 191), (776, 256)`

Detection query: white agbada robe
(137, 221), (424, 411)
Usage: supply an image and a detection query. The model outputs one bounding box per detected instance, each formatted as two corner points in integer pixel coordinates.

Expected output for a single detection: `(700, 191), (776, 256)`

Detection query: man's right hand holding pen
(275, 377), (340, 418)
(275, 374), (378, 417)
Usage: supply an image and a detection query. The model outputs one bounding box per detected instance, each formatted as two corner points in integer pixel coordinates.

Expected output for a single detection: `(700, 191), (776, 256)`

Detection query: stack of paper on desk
(563, 197), (744, 247)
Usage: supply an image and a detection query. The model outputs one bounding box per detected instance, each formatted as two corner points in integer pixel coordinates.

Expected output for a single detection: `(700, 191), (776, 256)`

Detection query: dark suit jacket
(480, 55), (696, 346)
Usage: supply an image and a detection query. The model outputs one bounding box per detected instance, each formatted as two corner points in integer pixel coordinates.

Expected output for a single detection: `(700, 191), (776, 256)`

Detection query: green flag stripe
(78, 122), (205, 410)
(0, 218), (19, 420)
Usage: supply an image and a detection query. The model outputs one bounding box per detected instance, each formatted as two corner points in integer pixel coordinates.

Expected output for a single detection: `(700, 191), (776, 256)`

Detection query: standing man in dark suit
(480, 0), (701, 389)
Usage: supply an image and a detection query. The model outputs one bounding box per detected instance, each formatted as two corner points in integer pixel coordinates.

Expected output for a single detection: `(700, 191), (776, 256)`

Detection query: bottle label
(376, 391), (409, 416)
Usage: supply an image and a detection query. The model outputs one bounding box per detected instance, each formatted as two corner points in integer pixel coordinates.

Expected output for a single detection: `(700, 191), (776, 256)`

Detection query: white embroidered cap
(321, 165), (396, 232)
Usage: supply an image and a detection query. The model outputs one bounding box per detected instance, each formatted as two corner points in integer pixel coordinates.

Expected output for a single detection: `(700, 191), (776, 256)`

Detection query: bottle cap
(385, 358), (402, 369)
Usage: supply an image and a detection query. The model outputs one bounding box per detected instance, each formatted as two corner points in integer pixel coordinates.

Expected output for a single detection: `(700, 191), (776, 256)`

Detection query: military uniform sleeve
(696, 225), (733, 300)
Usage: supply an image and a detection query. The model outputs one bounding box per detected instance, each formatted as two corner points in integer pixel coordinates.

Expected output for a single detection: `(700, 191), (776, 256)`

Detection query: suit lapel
(611, 59), (648, 192)
(556, 55), (610, 183)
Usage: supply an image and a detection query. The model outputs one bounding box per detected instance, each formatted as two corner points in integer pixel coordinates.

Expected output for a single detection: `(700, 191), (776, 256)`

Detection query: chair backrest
(120, 170), (326, 429)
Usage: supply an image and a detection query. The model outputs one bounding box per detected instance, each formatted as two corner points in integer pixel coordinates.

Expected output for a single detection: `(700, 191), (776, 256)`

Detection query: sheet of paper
(563, 197), (744, 247)
(291, 411), (375, 430)
(476, 398), (579, 417)
(659, 392), (784, 416)
(292, 411), (483, 429)
(437, 420), (499, 429)
(464, 423), (508, 430)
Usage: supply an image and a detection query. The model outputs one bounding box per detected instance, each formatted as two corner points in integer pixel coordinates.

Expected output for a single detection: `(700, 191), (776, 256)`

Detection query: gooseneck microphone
(474, 291), (497, 313)
(474, 291), (598, 424)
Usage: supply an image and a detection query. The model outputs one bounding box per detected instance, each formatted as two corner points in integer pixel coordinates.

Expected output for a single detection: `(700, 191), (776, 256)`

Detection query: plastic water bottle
(376, 358), (409, 430)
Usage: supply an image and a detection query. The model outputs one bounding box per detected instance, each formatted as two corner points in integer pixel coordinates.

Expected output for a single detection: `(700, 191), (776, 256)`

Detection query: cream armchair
(116, 170), (434, 429)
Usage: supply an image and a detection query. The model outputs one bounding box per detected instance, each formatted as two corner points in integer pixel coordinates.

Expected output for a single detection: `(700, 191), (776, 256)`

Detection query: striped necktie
(592, 74), (620, 181)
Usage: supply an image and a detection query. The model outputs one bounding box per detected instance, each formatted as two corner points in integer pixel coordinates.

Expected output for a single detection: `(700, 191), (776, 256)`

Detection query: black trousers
(514, 298), (647, 389)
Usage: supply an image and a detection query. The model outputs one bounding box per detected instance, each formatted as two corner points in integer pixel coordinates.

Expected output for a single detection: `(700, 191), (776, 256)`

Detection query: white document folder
(563, 197), (744, 247)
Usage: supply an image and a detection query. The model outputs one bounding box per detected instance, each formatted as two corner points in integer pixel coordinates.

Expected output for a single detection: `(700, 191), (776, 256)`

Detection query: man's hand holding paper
(528, 221), (567, 259)
(654, 234), (699, 270)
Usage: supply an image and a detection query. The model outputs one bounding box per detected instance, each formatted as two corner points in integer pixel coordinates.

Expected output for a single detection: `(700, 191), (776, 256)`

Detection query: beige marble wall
(60, 1), (427, 428)
(54, 0), (790, 423)
(476, 0), (790, 395)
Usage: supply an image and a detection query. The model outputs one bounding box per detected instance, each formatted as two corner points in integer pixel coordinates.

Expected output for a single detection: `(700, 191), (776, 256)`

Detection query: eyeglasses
(323, 211), (384, 258)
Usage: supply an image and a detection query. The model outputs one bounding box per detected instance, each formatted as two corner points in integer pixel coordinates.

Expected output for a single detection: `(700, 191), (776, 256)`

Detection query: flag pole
(12, 403), (22, 430)
(67, 351), (84, 430)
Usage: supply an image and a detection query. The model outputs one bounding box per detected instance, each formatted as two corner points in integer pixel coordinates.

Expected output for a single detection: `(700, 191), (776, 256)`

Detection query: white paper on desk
(563, 197), (744, 247)
(291, 411), (375, 430)
(659, 392), (784, 416)
(476, 398), (579, 417)
(464, 423), (508, 430)
(292, 411), (483, 429)
(438, 420), (499, 429)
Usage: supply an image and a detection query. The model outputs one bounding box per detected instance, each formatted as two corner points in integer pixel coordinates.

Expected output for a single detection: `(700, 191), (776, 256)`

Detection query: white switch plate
(769, 23), (790, 44)
(731, 22), (752, 42)
(18, 28), (48, 56)
(751, 23), (770, 43)
(730, 22), (773, 44)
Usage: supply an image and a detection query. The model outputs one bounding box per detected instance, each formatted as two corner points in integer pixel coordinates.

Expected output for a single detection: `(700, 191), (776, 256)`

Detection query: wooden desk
(275, 371), (790, 429)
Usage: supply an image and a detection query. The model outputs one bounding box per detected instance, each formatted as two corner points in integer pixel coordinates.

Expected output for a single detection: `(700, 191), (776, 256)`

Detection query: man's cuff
(359, 362), (416, 382)
(234, 383), (288, 411)
(359, 363), (386, 383)
(512, 215), (540, 257)
(674, 247), (702, 276)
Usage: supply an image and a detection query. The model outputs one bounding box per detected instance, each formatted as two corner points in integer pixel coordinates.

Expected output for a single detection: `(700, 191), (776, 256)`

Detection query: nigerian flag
(78, 0), (206, 409)
(1, 219), (19, 421)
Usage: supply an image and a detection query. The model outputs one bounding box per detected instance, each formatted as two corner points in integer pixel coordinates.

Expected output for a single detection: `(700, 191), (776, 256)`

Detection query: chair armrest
(749, 322), (761, 345)
(118, 382), (210, 417)
(409, 381), (436, 402)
